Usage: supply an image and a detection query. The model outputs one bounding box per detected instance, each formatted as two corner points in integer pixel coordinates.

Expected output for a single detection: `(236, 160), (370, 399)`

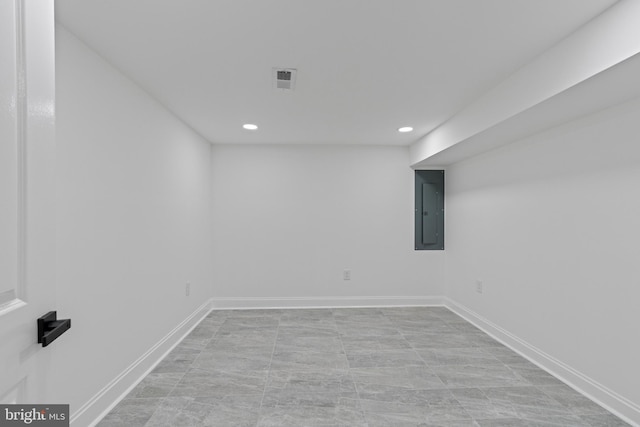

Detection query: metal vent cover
(273, 68), (297, 91)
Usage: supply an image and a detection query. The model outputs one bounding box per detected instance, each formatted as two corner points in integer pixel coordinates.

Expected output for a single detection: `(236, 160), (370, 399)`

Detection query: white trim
(212, 296), (445, 310)
(0, 298), (26, 317)
(0, 0), (27, 318)
(0, 0), (29, 316)
(15, 0), (26, 304)
(444, 297), (640, 427)
(72, 299), (214, 427)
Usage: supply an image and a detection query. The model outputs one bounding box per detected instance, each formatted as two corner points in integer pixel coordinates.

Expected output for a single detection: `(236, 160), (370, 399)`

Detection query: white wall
(54, 27), (213, 416)
(211, 144), (444, 305)
(445, 97), (640, 417)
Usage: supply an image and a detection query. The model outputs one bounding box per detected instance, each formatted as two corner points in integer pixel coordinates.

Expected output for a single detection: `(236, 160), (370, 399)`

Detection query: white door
(0, 0), (57, 404)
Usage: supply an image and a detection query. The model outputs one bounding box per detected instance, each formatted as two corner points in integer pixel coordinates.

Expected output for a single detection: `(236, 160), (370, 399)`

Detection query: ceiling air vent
(273, 68), (297, 91)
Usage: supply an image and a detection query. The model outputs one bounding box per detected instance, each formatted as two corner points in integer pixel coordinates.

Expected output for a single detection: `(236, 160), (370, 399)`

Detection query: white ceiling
(55, 0), (617, 146)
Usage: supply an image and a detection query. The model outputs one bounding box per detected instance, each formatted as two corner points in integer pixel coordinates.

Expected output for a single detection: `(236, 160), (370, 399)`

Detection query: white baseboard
(212, 296), (445, 310)
(444, 297), (640, 427)
(72, 299), (214, 427)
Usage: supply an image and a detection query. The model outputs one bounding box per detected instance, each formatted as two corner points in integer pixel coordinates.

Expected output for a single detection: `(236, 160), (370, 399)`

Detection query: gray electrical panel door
(421, 183), (439, 245)
(415, 170), (444, 250)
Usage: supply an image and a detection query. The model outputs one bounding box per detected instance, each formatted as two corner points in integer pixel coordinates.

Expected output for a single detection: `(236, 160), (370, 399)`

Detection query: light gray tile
(433, 308), (465, 319)
(362, 411), (429, 426)
(483, 346), (528, 365)
(214, 324), (278, 336)
(262, 390), (360, 409)
(98, 307), (617, 427)
(479, 386), (572, 420)
(192, 347), (273, 372)
(380, 307), (445, 319)
(342, 335), (412, 352)
(415, 347), (503, 366)
(152, 348), (200, 374)
(390, 319), (457, 334)
(442, 317), (484, 334)
(403, 332), (481, 349)
(481, 386), (564, 405)
(279, 308), (334, 323)
(144, 396), (211, 427)
(449, 387), (520, 419)
(145, 395), (262, 427)
(167, 346), (202, 358)
(351, 366), (446, 390)
(278, 317), (338, 330)
(282, 309), (326, 325)
(205, 341), (275, 356)
(366, 414), (480, 427)
(476, 415), (587, 426)
(214, 315), (280, 334)
(275, 335), (343, 353)
(347, 349), (426, 369)
(127, 373), (184, 398)
(337, 324), (401, 337)
(257, 400), (367, 427)
(418, 305), (458, 317)
(260, 371), (364, 425)
(358, 386), (460, 406)
(462, 332), (503, 347)
(209, 330), (277, 350)
(198, 316), (227, 325)
(186, 327), (217, 341)
(579, 413), (632, 426)
(97, 398), (163, 427)
(448, 322), (484, 334)
(187, 320), (223, 339)
(434, 364), (530, 388)
(539, 384), (609, 415)
(336, 317), (394, 328)
(506, 362), (565, 386)
(441, 317), (477, 327)
(265, 369), (356, 395)
(176, 336), (211, 351)
(270, 350), (350, 371)
(152, 359), (193, 374)
(334, 313), (393, 324)
(359, 388), (472, 423)
(196, 395), (262, 427)
(216, 319), (279, 333)
(169, 368), (267, 397)
(277, 325), (340, 338)
(204, 310), (228, 321)
(425, 421), (481, 427)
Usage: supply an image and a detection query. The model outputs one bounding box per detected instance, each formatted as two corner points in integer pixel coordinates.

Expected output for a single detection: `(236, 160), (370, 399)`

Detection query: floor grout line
(256, 312), (281, 426)
(333, 308), (370, 426)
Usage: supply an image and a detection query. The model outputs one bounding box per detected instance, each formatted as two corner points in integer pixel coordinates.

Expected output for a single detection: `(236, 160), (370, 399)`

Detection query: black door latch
(37, 311), (71, 347)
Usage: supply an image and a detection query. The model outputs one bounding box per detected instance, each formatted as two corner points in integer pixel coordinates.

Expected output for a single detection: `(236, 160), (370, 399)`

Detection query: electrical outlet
(476, 279), (483, 294)
(185, 282), (191, 296)
(343, 270), (351, 281)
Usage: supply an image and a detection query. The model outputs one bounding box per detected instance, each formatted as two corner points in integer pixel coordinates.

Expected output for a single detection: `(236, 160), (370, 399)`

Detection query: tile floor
(98, 307), (629, 426)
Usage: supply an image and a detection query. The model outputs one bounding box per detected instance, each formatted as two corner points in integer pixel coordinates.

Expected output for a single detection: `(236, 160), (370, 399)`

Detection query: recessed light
(398, 126), (413, 133)
(243, 123), (258, 130)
